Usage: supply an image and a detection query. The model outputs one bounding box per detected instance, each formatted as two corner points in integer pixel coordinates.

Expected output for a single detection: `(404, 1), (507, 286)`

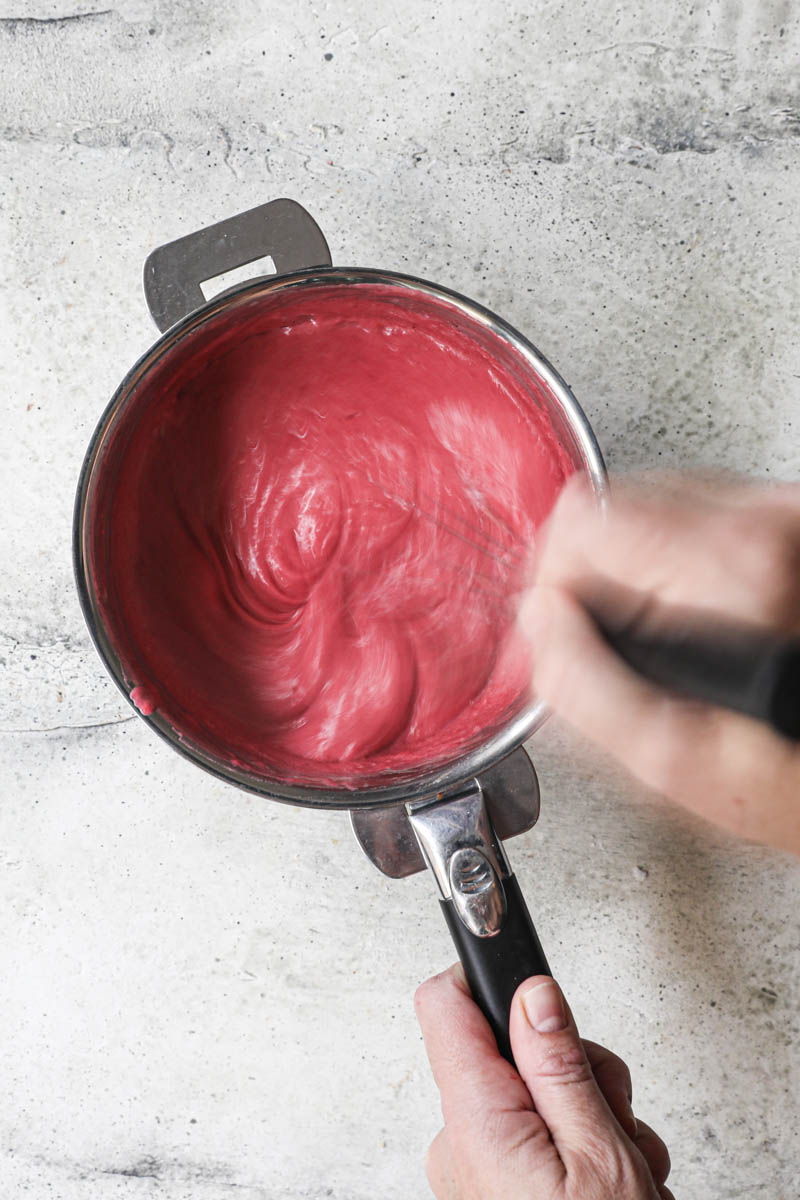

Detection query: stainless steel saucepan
(74, 199), (607, 1062)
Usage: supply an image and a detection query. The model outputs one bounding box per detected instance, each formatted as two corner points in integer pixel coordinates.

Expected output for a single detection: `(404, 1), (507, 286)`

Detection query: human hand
(523, 475), (800, 855)
(415, 966), (672, 1199)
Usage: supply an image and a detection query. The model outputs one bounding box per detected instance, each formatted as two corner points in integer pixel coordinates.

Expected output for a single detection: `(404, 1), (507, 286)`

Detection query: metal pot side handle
(142, 198), (332, 333)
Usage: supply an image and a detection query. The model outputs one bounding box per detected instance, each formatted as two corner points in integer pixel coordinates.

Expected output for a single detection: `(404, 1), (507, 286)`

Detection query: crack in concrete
(101, 1157), (160, 1179)
(0, 715), (135, 735)
(0, 115), (795, 157)
(218, 123), (238, 179)
(0, 10), (112, 32)
(583, 39), (736, 62)
(11, 1146), (273, 1195)
(97, 1156), (271, 1193)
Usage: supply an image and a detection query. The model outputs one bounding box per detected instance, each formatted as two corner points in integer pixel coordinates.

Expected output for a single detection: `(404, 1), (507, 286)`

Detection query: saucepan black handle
(440, 874), (550, 1064)
(408, 786), (550, 1067)
(600, 617), (800, 741)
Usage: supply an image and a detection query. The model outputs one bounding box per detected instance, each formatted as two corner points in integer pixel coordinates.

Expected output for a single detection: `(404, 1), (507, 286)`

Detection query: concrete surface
(2, 1), (799, 1197)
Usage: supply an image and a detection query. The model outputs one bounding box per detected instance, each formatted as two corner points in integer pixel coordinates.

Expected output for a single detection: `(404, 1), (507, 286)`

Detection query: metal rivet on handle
(449, 846), (507, 938)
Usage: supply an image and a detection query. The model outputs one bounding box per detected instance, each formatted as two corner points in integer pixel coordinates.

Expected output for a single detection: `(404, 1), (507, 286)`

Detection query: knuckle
(424, 1153), (438, 1192)
(635, 1121), (672, 1186)
(618, 1063), (633, 1102)
(753, 525), (794, 576)
(477, 1108), (545, 1161)
(602, 1050), (633, 1098)
(414, 972), (444, 1014)
(424, 1130), (447, 1191)
(576, 1137), (649, 1196)
(654, 1139), (672, 1184)
(424, 1142), (438, 1179)
(553, 473), (592, 524)
(628, 698), (699, 797)
(538, 1039), (594, 1086)
(582, 1040), (633, 1106)
(413, 981), (430, 1014)
(633, 742), (680, 801)
(747, 528), (800, 624)
(415, 966), (461, 1017)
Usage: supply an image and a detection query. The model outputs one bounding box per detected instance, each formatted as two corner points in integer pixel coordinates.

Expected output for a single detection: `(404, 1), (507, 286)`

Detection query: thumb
(415, 965), (565, 1192)
(510, 976), (628, 1168)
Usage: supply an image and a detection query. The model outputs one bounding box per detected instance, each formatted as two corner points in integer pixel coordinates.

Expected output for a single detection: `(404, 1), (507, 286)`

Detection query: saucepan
(73, 199), (607, 1061)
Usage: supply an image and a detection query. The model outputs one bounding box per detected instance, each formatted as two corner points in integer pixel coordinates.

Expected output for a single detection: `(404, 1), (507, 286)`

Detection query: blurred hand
(523, 475), (800, 855)
(415, 966), (672, 1199)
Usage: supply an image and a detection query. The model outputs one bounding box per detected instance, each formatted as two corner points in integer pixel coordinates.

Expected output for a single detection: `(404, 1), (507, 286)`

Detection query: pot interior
(77, 272), (604, 806)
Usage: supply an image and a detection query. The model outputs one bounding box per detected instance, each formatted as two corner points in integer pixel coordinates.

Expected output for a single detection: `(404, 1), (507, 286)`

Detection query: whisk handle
(601, 618), (800, 741)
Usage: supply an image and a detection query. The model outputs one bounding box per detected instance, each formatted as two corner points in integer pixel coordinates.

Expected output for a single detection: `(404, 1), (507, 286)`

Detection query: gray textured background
(1, 2), (799, 1197)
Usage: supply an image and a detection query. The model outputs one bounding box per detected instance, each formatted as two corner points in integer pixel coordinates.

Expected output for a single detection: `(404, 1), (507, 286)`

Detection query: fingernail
(522, 980), (568, 1033)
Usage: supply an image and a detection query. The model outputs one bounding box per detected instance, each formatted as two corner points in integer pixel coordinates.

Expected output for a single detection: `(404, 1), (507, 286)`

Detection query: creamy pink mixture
(103, 287), (572, 784)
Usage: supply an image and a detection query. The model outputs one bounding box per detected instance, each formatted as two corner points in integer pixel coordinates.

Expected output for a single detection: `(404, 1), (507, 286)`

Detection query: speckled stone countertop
(1, 2), (799, 1197)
